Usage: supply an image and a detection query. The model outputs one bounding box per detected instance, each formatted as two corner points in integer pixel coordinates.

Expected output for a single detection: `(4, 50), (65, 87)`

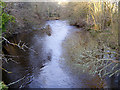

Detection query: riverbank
(62, 29), (107, 88)
(62, 27), (119, 88)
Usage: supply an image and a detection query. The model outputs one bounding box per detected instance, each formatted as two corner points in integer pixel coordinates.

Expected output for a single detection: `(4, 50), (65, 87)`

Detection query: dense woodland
(0, 1), (120, 89)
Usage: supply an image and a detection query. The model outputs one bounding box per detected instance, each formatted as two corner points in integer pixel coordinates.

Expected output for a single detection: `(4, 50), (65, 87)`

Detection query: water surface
(3, 20), (106, 88)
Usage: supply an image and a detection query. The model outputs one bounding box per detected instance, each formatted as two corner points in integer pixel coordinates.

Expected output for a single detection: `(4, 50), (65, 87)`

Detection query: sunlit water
(29, 20), (83, 88)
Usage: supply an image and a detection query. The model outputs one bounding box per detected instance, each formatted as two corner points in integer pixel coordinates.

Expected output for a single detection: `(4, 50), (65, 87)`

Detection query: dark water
(2, 20), (118, 88)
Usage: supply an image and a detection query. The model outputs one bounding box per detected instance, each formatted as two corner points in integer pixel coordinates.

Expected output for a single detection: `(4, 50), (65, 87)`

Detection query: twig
(98, 59), (120, 63)
(0, 67), (12, 73)
(0, 54), (19, 58)
(109, 69), (120, 77)
(1, 54), (19, 64)
(7, 76), (26, 86)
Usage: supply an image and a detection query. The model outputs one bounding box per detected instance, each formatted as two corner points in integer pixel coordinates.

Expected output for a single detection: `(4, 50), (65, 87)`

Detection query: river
(28, 20), (85, 88)
(3, 20), (113, 88)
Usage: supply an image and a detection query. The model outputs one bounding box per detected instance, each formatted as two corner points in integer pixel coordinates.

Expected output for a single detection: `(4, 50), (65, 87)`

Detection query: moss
(0, 81), (8, 90)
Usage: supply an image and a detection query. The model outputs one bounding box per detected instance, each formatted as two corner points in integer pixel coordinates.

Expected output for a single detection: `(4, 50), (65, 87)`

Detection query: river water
(28, 20), (85, 88)
(3, 20), (110, 88)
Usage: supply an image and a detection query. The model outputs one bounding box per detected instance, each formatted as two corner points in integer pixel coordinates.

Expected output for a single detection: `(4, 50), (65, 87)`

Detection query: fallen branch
(1, 54), (19, 64)
(0, 54), (19, 58)
(7, 76), (26, 86)
(2, 37), (38, 54)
